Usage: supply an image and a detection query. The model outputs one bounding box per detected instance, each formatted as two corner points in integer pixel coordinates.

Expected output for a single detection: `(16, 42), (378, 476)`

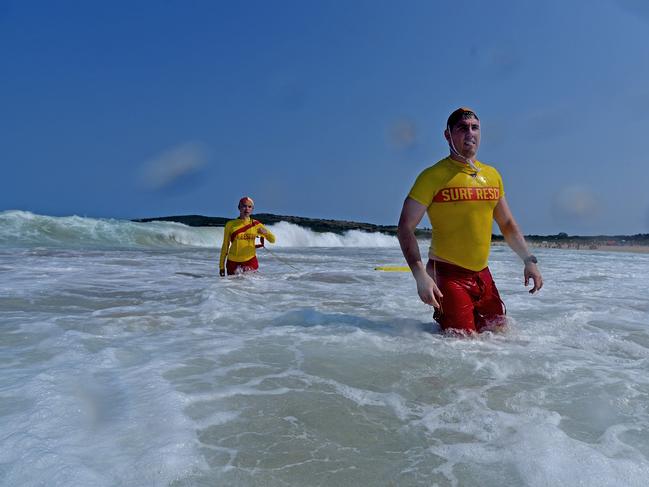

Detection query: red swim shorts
(226, 256), (259, 275)
(430, 260), (506, 333)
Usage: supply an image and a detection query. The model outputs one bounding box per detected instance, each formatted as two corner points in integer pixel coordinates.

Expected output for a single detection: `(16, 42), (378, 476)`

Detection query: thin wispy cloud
(140, 142), (208, 192)
(268, 74), (308, 111)
(616, 0), (649, 22)
(470, 42), (522, 78)
(389, 118), (418, 150)
(524, 105), (574, 140)
(551, 185), (598, 225)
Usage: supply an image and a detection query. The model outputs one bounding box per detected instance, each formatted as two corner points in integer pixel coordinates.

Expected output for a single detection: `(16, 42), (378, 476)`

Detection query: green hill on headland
(133, 214), (649, 247)
(133, 213), (422, 236)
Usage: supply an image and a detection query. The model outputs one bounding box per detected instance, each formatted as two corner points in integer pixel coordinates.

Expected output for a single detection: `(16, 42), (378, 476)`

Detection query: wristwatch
(523, 255), (538, 265)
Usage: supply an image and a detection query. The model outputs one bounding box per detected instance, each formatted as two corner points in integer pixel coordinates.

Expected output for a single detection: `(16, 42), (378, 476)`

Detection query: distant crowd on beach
(493, 239), (649, 253)
(536, 241), (599, 250)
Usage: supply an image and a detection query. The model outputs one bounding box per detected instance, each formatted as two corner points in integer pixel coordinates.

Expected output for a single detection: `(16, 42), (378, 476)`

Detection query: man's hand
(258, 227), (268, 236)
(415, 271), (444, 308)
(524, 263), (543, 294)
(219, 269), (225, 277)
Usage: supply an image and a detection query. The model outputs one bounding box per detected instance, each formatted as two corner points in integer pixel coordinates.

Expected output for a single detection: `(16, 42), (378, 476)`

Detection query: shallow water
(1, 212), (649, 486)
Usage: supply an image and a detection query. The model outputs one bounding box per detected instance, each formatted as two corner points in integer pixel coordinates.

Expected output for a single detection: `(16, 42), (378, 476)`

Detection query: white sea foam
(0, 210), (398, 249)
(1, 212), (649, 486)
(270, 220), (398, 247)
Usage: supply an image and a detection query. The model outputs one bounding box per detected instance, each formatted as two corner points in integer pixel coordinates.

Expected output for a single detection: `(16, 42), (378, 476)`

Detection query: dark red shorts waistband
(432, 260), (487, 276)
(226, 256), (259, 275)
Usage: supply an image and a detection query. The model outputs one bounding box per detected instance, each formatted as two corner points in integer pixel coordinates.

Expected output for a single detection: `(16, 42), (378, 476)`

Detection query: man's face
(239, 201), (254, 218)
(447, 116), (480, 159)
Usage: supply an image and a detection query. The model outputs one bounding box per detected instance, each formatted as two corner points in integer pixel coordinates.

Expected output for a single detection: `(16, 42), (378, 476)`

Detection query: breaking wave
(0, 211), (399, 249)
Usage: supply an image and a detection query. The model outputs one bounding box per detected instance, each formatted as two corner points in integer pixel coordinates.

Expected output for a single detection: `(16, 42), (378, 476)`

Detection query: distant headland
(133, 214), (649, 251)
(133, 213), (419, 235)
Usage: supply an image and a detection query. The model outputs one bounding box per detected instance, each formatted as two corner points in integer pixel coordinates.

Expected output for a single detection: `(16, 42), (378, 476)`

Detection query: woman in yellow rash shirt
(219, 196), (276, 276)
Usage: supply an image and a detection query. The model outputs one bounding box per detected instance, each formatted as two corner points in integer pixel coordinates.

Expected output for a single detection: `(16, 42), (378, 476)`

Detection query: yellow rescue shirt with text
(408, 157), (504, 271)
(219, 218), (276, 269)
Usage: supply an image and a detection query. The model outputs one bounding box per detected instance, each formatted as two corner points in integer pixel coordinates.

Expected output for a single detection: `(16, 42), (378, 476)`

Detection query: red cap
(239, 196), (254, 207)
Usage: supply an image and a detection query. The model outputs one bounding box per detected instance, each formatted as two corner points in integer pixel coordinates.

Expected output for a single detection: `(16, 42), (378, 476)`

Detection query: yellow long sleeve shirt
(219, 218), (276, 269)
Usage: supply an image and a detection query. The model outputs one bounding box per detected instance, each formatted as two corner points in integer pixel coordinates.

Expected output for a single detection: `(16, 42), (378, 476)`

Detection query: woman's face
(239, 201), (254, 219)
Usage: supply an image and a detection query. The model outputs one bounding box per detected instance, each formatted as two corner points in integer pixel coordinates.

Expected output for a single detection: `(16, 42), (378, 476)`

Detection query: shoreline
(493, 241), (649, 254)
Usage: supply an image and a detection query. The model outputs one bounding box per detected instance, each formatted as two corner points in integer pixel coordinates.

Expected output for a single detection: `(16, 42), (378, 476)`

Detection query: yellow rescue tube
(374, 266), (410, 272)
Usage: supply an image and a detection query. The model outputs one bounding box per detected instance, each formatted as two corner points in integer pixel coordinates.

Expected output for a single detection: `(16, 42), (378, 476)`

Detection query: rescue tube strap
(230, 220), (261, 242)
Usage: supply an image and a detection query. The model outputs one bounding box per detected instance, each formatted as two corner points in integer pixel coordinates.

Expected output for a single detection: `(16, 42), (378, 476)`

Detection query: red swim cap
(239, 196), (254, 207)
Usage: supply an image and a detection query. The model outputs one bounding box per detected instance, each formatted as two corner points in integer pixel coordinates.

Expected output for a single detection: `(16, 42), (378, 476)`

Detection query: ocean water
(1, 210), (649, 487)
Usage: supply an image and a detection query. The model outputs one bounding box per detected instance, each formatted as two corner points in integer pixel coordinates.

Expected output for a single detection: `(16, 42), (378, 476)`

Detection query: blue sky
(2, 0), (649, 235)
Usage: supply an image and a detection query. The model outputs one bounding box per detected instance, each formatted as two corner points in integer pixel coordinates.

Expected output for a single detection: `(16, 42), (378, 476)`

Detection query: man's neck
(449, 152), (476, 165)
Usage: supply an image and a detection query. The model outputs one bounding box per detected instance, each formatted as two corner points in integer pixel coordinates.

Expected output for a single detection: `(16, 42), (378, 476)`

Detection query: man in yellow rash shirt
(397, 108), (543, 333)
(219, 196), (276, 276)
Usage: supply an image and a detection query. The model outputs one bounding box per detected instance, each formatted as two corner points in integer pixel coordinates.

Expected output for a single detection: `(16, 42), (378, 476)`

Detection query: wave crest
(0, 211), (399, 249)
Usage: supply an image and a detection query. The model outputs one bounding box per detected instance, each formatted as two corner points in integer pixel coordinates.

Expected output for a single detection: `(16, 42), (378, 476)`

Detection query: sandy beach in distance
(581, 245), (649, 254)
(493, 241), (649, 254)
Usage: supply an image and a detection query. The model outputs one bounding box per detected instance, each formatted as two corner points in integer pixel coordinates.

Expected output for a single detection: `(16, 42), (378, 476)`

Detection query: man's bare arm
(493, 196), (543, 293)
(397, 197), (443, 307)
